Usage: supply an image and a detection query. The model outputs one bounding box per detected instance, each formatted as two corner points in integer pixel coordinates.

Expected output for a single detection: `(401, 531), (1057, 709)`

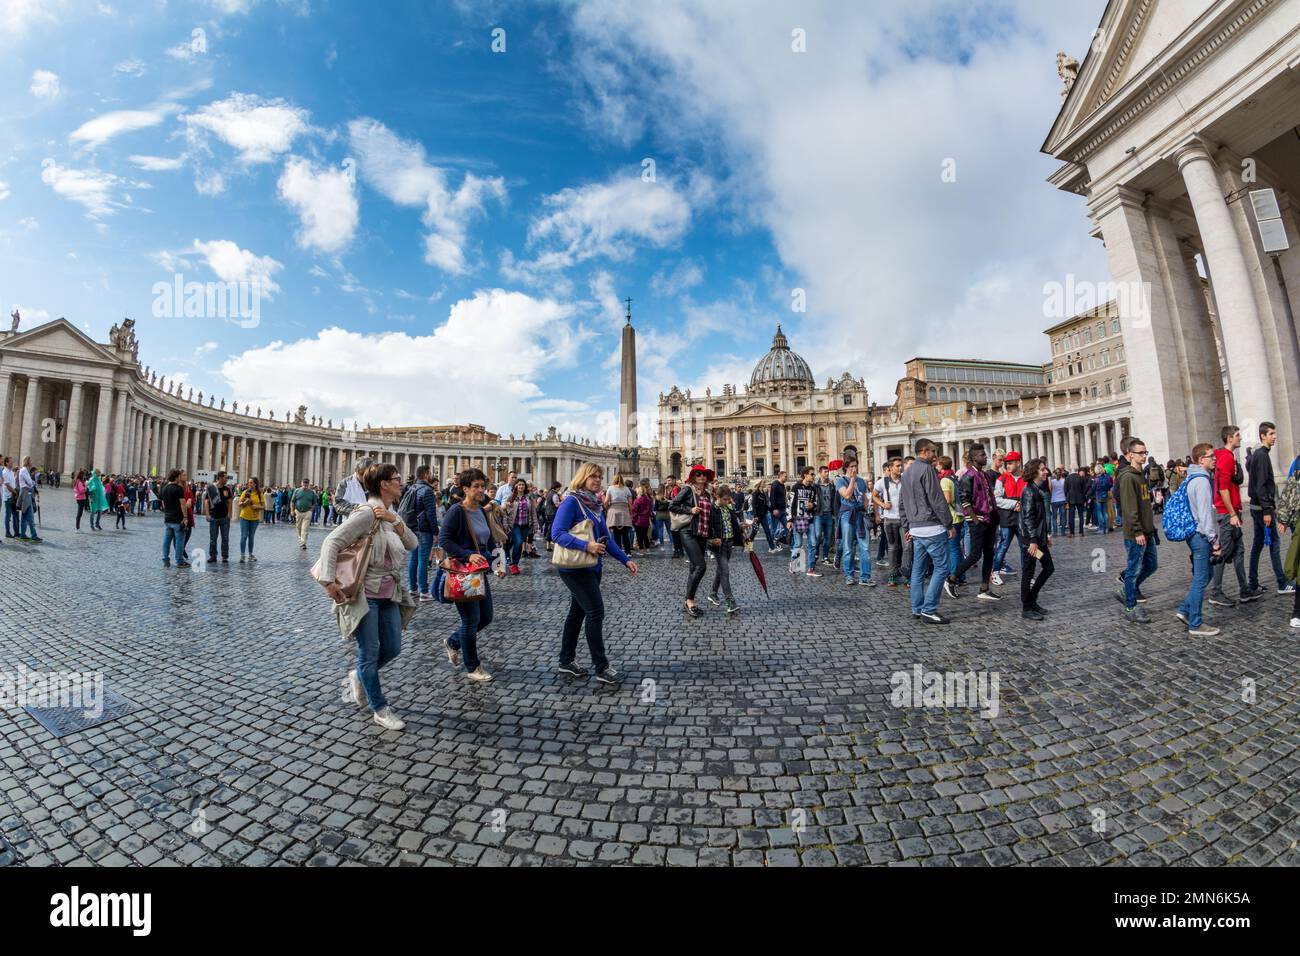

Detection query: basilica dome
(750, 325), (815, 388)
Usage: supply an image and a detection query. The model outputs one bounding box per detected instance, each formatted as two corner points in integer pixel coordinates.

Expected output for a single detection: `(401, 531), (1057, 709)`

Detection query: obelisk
(619, 298), (639, 477)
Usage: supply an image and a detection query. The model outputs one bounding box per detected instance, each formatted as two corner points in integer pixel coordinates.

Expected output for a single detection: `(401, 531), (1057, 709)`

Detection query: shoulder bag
(311, 511), (379, 605)
(670, 489), (697, 532)
(439, 507), (488, 602)
(552, 498), (600, 569)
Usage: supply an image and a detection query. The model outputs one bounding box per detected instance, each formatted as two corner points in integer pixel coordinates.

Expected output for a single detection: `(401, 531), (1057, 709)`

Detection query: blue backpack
(1161, 472), (1208, 542)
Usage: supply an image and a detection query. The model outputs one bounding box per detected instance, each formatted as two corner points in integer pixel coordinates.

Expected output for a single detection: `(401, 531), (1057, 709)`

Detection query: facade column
(0, 372), (11, 454)
(1175, 144), (1273, 444)
(62, 381), (84, 475)
(111, 388), (129, 473)
(18, 375), (42, 465)
(90, 382), (113, 470)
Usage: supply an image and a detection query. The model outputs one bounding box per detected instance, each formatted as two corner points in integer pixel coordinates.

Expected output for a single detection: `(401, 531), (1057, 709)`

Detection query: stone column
(62, 381), (84, 475)
(89, 382), (113, 470)
(1174, 143), (1273, 441)
(110, 388), (128, 472)
(18, 375), (42, 465)
(0, 372), (11, 454)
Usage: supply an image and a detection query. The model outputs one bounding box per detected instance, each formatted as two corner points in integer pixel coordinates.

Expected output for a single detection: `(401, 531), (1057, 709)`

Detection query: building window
(1104, 381), (1113, 396)
(928, 386), (937, 401)
(1096, 322), (1105, 340)
(1116, 347), (1124, 362)
(670, 405), (679, 415)
(1119, 376), (1127, 392)
(795, 427), (806, 442)
(844, 425), (855, 440)
(754, 458), (765, 475)
(1112, 319), (1120, 334)
(753, 429), (765, 445)
(842, 395), (852, 406)
(1102, 349), (1109, 366)
(818, 428), (826, 441)
(1083, 329), (1092, 344)
(714, 431), (725, 448)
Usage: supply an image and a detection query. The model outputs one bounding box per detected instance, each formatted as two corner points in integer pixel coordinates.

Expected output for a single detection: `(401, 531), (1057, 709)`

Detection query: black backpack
(397, 483), (422, 528)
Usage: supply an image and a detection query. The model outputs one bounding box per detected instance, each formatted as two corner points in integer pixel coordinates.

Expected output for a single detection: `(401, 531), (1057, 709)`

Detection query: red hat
(687, 464), (715, 482)
(1004, 451), (1022, 463)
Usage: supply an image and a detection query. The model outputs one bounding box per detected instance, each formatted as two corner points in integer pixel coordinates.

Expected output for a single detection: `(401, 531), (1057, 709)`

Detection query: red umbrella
(747, 544), (770, 598)
(828, 459), (844, 471)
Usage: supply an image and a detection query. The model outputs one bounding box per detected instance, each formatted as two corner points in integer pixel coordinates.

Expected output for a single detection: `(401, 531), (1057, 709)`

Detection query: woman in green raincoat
(86, 468), (108, 530)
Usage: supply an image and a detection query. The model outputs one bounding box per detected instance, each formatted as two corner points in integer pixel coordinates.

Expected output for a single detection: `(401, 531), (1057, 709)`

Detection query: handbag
(439, 507), (488, 602)
(551, 498), (599, 569)
(311, 513), (379, 605)
(669, 489), (696, 532)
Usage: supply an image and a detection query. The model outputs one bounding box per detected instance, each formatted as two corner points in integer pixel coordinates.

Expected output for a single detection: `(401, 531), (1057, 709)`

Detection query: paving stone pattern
(1, 489), (1298, 867)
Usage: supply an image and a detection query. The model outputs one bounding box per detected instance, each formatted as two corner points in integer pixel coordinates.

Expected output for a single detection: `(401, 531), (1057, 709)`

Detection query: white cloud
(40, 159), (122, 217)
(651, 259), (704, 298)
(71, 105), (180, 149)
(524, 174), (691, 272)
(212, 0), (256, 13)
(0, 180), (9, 201)
(277, 156), (359, 255)
(347, 117), (504, 274)
(589, 270), (625, 328)
(184, 92), (311, 165)
(192, 238), (283, 297)
(566, 0), (1111, 399)
(1, 1), (64, 39)
(194, 171), (226, 196)
(166, 40), (200, 61)
(30, 69), (60, 100)
(220, 289), (585, 432)
(128, 155), (185, 171)
(17, 217), (38, 230)
(114, 58), (146, 77)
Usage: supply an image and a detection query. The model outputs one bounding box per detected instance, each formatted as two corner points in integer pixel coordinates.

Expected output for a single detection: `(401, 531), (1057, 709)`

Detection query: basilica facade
(656, 326), (872, 482)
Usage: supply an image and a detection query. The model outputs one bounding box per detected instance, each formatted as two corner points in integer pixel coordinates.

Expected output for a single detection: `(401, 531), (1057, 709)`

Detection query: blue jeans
(508, 525), (526, 566)
(947, 528), (966, 585)
(208, 516), (230, 559)
(1095, 498), (1111, 532)
(20, 503), (37, 538)
(1178, 533), (1212, 629)
(450, 581), (493, 671)
(1248, 509), (1289, 590)
(814, 514), (834, 560)
(1051, 502), (1066, 536)
(839, 511), (871, 582)
(767, 511), (785, 544)
(993, 522), (1018, 571)
(163, 522), (184, 563)
(355, 598), (401, 712)
(910, 532), (951, 615)
(653, 517), (671, 545)
(408, 530), (434, 594)
(239, 517), (258, 555)
(1123, 537), (1158, 608)
(4, 499), (17, 535)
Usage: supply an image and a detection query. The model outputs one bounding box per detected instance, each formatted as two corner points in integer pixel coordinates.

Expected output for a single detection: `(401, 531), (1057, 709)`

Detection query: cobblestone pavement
(2, 488), (1298, 867)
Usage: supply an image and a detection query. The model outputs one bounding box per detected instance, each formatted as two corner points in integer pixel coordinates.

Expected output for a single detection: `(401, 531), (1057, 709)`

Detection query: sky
(0, 0), (1112, 443)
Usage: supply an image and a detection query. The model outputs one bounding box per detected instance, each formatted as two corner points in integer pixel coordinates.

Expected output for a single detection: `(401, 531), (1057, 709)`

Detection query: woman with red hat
(670, 464), (715, 618)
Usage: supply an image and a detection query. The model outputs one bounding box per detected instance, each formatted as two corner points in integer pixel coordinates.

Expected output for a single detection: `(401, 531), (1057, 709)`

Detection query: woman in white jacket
(317, 462), (419, 731)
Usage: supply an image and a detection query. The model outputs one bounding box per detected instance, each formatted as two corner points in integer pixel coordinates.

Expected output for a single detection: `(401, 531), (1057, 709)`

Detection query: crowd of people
(17, 419), (1300, 732)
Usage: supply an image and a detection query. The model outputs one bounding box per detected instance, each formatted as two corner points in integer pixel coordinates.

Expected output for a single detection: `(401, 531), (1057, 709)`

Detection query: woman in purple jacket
(550, 462), (638, 684)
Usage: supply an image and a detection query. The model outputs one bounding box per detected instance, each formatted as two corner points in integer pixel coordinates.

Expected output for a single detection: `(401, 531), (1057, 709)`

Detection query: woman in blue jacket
(551, 462), (637, 684)
(437, 467), (497, 682)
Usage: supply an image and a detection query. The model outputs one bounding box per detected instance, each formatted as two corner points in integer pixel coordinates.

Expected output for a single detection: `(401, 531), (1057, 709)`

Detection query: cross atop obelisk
(619, 298), (638, 463)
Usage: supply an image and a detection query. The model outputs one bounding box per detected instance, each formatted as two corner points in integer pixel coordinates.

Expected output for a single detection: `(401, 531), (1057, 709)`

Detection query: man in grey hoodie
(1177, 443), (1223, 637)
(900, 438), (955, 623)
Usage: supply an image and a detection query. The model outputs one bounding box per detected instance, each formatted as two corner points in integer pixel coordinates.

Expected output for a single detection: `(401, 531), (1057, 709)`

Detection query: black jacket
(1017, 480), (1050, 547)
(768, 480), (787, 513)
(1064, 472), (1087, 506)
(1247, 445), (1276, 515)
(750, 488), (769, 517)
(669, 486), (710, 538)
(707, 504), (746, 548)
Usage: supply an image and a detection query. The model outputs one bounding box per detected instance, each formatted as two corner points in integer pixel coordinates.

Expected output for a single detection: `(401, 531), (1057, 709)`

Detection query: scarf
(695, 492), (712, 538)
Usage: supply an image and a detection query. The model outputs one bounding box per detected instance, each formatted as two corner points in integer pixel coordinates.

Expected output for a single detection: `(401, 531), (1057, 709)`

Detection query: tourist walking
(604, 475), (634, 554)
(947, 444), (1001, 602)
(502, 478), (535, 574)
(671, 464), (715, 618)
(238, 478), (265, 562)
(205, 471), (233, 563)
(749, 479), (776, 552)
(292, 478), (318, 550)
(899, 439), (953, 623)
(160, 469), (189, 567)
(873, 457), (903, 586)
(1246, 421), (1293, 597)
(1209, 425), (1251, 606)
(438, 468), (497, 681)
(87, 468), (107, 531)
(550, 462), (636, 682)
(318, 462), (418, 731)
(1117, 437), (1158, 623)
(631, 480), (654, 550)
(706, 483), (745, 613)
(1064, 465), (1087, 536)
(768, 471), (788, 546)
(404, 465), (440, 599)
(1049, 467), (1067, 537)
(836, 458), (874, 585)
(814, 465), (837, 566)
(1017, 458), (1054, 620)
(1176, 444), (1222, 636)
(0, 456), (15, 538)
(992, 451), (1025, 580)
(73, 470), (89, 531)
(787, 467), (821, 576)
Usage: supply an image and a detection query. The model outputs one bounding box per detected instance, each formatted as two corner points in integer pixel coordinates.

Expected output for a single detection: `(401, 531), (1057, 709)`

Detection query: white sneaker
(372, 707), (405, 731)
(805, 570), (822, 578)
(466, 665), (494, 683)
(1291, 617), (1300, 629)
(348, 670), (365, 707)
(444, 638), (461, 667)
(990, 571), (1003, 586)
(1279, 584), (1296, 595)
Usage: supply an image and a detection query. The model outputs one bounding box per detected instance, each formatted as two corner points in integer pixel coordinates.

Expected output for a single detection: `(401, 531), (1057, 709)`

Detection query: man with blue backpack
(1168, 443), (1222, 637)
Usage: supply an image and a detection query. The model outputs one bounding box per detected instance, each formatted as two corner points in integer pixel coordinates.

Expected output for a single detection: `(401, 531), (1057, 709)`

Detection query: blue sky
(0, 0), (1110, 441)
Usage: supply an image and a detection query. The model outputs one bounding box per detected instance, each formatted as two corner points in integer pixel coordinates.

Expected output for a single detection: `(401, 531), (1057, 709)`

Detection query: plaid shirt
(695, 492), (712, 538)
(513, 499), (530, 527)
